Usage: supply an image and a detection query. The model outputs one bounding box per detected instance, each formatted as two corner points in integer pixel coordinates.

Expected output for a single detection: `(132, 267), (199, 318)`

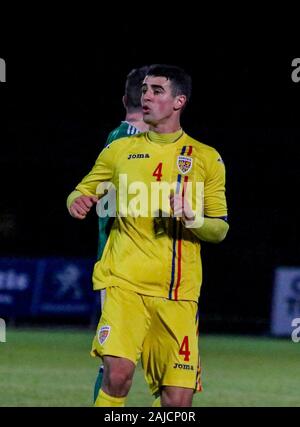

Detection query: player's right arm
(66, 143), (118, 220)
(68, 192), (98, 220)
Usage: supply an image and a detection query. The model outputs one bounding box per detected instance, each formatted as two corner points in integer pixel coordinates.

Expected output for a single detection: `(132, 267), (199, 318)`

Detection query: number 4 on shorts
(179, 336), (190, 361)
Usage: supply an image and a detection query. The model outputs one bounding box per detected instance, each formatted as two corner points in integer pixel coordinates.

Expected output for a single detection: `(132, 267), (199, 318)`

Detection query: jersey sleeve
(104, 123), (132, 147)
(75, 144), (117, 197)
(204, 150), (228, 219)
(105, 129), (119, 147)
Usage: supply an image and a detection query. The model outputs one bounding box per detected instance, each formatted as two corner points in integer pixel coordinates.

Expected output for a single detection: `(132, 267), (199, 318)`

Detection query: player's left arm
(186, 216), (229, 243)
(170, 195), (229, 243)
(170, 150), (229, 243)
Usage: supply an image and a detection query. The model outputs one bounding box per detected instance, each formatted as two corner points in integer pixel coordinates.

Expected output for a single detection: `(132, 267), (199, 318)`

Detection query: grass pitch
(0, 328), (299, 407)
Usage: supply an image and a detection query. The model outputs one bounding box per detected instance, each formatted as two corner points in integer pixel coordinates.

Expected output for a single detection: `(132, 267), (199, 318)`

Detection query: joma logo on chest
(128, 153), (150, 159)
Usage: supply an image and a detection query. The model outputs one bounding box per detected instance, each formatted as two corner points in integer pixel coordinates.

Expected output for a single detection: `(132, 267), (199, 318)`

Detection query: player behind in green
(67, 64), (229, 407)
(94, 66), (149, 402)
(97, 66), (149, 260)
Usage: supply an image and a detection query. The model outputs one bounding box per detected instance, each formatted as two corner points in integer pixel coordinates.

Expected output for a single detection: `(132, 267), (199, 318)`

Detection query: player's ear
(122, 95), (128, 108)
(174, 94), (186, 111)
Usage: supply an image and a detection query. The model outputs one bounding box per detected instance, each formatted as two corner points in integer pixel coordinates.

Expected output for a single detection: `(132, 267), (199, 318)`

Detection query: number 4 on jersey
(179, 336), (191, 361)
(152, 162), (163, 181)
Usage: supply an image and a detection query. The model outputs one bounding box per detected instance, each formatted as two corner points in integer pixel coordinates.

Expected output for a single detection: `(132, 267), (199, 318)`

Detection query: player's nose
(142, 89), (153, 102)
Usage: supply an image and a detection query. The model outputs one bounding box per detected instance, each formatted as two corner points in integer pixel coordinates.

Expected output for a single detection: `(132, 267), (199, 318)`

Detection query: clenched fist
(169, 192), (195, 222)
(69, 195), (98, 220)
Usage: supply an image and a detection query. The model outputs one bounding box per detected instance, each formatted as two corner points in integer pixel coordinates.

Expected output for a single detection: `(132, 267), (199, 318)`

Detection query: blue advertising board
(0, 257), (98, 321)
(271, 267), (300, 336)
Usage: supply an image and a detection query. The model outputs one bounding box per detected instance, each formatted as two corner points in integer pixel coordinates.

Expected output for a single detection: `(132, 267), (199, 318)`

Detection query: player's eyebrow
(141, 83), (166, 92)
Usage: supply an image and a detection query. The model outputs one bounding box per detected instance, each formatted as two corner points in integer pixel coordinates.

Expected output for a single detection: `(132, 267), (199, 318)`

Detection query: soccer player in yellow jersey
(67, 64), (229, 407)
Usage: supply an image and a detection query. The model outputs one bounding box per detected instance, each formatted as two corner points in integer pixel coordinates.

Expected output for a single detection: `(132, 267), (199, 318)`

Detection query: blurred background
(0, 23), (299, 406)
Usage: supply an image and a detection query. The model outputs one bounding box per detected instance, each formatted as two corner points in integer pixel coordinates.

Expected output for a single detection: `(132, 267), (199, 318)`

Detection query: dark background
(1, 24), (299, 333)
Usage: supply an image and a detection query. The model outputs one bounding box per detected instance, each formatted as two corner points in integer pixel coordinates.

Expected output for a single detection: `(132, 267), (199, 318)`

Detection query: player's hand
(69, 195), (98, 220)
(169, 191), (195, 222)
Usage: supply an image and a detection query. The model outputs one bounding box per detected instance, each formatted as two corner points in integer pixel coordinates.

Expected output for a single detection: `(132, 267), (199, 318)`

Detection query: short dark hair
(125, 66), (149, 110)
(146, 64), (192, 103)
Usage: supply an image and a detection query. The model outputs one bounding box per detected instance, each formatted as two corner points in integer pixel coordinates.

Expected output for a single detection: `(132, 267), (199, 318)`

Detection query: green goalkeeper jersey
(97, 121), (140, 259)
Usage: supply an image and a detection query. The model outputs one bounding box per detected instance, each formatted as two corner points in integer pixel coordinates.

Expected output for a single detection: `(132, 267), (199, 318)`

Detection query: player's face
(141, 76), (180, 126)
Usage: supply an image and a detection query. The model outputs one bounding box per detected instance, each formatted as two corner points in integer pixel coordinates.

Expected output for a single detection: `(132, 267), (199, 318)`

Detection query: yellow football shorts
(91, 286), (201, 394)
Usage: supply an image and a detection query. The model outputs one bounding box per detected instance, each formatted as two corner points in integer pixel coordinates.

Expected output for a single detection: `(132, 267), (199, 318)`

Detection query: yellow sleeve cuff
(183, 217), (229, 243)
(66, 190), (83, 211)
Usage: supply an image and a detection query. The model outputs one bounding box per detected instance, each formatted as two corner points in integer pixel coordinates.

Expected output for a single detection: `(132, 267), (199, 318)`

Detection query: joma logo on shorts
(128, 153), (150, 159)
(173, 363), (194, 370)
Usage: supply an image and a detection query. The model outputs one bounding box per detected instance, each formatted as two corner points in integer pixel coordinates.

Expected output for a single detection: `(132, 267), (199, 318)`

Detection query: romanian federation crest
(98, 325), (111, 345)
(177, 155), (193, 174)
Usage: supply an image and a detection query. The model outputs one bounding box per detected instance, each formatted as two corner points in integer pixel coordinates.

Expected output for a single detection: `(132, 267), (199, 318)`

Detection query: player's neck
(147, 128), (183, 144)
(149, 117), (182, 134)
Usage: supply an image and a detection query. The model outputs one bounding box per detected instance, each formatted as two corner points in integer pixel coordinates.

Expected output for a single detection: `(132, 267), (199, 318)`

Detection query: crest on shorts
(98, 325), (111, 345)
(177, 156), (193, 174)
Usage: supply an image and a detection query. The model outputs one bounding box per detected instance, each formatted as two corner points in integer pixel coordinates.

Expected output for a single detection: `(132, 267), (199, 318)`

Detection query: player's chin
(143, 114), (155, 125)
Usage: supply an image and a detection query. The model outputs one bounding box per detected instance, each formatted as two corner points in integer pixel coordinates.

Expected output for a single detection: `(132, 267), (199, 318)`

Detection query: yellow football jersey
(75, 131), (228, 302)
